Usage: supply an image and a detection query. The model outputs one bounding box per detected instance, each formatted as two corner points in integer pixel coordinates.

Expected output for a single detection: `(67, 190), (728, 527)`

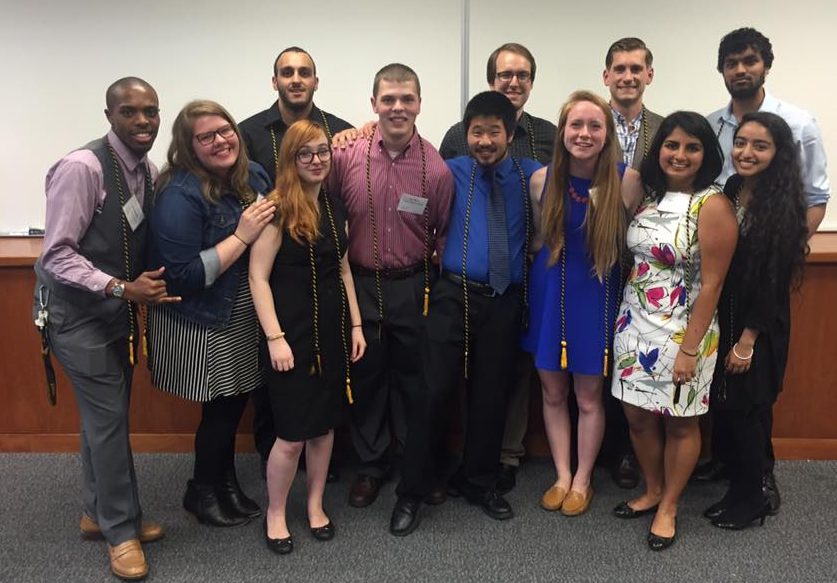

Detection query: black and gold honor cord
(310, 189), (355, 404)
(459, 158), (530, 379)
(107, 145), (142, 366)
(673, 191), (698, 404)
(364, 133), (430, 338)
(556, 183), (616, 376)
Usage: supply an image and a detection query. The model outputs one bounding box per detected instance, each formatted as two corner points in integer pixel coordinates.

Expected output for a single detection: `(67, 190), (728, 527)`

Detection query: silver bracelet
(732, 342), (753, 361)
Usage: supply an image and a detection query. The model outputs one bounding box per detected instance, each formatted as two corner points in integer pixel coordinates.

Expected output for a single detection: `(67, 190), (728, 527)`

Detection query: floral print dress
(610, 187), (721, 417)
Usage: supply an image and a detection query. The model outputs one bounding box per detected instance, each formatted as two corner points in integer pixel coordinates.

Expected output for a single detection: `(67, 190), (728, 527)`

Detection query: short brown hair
(486, 43), (537, 84)
(605, 37), (653, 69)
(372, 63), (421, 97)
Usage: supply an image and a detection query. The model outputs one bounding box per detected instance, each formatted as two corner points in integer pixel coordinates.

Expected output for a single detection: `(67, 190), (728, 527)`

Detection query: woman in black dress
(250, 120), (365, 554)
(707, 112), (807, 529)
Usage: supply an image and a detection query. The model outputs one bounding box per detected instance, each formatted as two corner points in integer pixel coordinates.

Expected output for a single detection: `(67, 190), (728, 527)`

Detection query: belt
(351, 262), (424, 280)
(442, 272), (518, 298)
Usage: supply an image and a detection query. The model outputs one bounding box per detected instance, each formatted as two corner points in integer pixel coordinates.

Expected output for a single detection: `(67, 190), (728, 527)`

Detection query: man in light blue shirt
(707, 27), (830, 236)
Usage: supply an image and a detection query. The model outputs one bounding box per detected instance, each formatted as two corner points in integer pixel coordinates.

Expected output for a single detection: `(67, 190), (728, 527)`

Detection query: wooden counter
(2, 235), (836, 459)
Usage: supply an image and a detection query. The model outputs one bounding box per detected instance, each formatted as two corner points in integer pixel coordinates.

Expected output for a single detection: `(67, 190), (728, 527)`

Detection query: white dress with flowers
(610, 187), (721, 417)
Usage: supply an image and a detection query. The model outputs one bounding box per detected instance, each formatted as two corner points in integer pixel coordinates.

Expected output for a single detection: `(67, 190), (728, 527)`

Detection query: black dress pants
(349, 272), (426, 479)
(397, 277), (521, 499)
(713, 404), (771, 507)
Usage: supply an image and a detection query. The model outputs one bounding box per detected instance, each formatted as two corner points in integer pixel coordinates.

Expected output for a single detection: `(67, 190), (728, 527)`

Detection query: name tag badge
(657, 193), (690, 215)
(122, 195), (145, 231)
(397, 193), (428, 215)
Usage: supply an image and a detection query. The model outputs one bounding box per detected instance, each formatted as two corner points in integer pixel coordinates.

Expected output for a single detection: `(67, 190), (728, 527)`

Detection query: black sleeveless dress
(266, 193), (349, 441)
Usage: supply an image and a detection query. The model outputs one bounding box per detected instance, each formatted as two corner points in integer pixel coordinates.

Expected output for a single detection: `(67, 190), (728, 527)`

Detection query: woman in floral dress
(610, 111), (738, 550)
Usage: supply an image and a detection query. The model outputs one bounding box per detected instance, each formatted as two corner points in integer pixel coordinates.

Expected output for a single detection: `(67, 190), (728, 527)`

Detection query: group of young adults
(33, 25), (829, 580)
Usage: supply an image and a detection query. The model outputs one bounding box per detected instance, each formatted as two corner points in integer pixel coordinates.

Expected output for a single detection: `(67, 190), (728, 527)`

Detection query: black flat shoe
(264, 519), (293, 554)
(310, 520), (335, 541)
(613, 501), (658, 519)
(647, 519), (676, 551)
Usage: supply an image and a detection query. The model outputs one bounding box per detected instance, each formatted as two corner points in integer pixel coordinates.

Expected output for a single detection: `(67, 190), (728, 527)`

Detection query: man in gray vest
(601, 38), (664, 489)
(34, 77), (177, 581)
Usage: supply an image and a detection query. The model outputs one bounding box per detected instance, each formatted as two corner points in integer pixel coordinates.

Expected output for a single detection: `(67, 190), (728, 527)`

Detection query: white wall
(2, 0), (834, 232)
(0, 0), (462, 233)
(469, 0), (835, 230)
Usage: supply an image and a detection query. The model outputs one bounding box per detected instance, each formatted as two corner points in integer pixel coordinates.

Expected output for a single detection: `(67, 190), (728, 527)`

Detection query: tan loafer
(108, 539), (148, 581)
(81, 515), (165, 543)
(561, 488), (594, 516)
(540, 485), (567, 511)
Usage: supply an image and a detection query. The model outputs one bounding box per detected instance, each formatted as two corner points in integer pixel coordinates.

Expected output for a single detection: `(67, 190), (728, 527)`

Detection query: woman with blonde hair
(522, 90), (643, 516)
(250, 120), (366, 554)
(148, 100), (276, 527)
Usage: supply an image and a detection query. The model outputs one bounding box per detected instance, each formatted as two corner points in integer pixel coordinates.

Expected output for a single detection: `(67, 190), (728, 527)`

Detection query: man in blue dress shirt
(389, 92), (541, 536)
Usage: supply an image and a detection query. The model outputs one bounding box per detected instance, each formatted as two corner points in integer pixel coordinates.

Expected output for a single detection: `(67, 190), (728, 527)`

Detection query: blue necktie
(486, 167), (510, 294)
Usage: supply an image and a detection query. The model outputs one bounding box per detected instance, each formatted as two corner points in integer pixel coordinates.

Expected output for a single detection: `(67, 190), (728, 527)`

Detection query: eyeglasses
(295, 147), (332, 165)
(194, 124), (235, 146)
(496, 70), (531, 83)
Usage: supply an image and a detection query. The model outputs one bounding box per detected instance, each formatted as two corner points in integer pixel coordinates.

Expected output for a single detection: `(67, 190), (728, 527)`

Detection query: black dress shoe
(264, 519), (293, 554)
(310, 520), (336, 541)
(217, 471), (262, 519)
(467, 489), (513, 521)
(647, 519), (676, 551)
(183, 480), (250, 527)
(390, 499), (421, 536)
(349, 475), (381, 508)
(613, 501), (658, 519)
(692, 459), (728, 482)
(762, 471), (781, 515)
(611, 454), (640, 490)
(496, 463), (518, 495)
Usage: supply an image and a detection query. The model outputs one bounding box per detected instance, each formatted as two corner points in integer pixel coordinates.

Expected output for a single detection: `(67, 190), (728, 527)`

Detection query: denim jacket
(148, 162), (271, 328)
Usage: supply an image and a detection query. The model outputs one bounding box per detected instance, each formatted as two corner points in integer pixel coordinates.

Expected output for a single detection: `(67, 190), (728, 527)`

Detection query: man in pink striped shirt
(328, 63), (454, 508)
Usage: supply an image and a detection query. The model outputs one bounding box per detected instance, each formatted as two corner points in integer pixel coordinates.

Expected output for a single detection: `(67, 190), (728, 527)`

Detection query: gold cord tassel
(142, 331), (148, 358)
(316, 354), (323, 377)
(422, 287), (430, 316)
(602, 348), (609, 378)
(560, 340), (568, 370)
(346, 376), (354, 404)
(128, 334), (135, 366)
(464, 350), (469, 380)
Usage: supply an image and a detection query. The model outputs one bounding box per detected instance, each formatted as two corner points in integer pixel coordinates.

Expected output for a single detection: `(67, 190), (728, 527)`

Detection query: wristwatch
(110, 280), (126, 299)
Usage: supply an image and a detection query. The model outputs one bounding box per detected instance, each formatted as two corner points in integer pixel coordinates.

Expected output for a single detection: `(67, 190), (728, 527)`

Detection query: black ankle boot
(217, 471), (262, 519)
(183, 480), (250, 527)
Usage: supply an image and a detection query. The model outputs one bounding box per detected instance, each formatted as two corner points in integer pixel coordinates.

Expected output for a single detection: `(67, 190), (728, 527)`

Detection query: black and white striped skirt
(147, 278), (263, 402)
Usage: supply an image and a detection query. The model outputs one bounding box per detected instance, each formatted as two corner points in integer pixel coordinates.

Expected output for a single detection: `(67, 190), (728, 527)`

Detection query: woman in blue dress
(522, 91), (643, 516)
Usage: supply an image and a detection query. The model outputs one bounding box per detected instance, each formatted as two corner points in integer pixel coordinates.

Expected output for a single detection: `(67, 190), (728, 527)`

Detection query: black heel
(711, 500), (770, 530)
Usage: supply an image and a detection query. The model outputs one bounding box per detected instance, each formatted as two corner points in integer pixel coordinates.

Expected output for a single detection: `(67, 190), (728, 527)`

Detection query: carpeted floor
(0, 454), (834, 582)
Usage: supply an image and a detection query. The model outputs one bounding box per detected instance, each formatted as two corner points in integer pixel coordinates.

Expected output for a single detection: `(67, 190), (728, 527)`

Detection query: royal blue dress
(521, 165), (624, 375)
